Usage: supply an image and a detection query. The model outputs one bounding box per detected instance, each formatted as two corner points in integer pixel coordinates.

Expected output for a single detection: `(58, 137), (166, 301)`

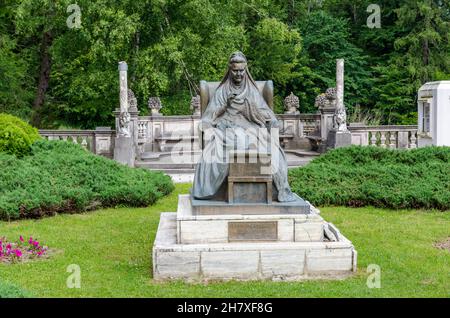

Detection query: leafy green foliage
(372, 0), (450, 122)
(249, 17), (302, 87)
(0, 140), (174, 220)
(0, 35), (33, 119)
(0, 113), (40, 157)
(289, 146), (450, 210)
(296, 11), (373, 113)
(0, 1), (449, 126)
(0, 280), (30, 298)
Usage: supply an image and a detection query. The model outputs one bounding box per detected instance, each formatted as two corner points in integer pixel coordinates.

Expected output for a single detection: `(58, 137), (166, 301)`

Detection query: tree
(0, 0), (33, 119)
(48, 0), (140, 128)
(373, 0), (450, 123)
(296, 10), (373, 112)
(14, 0), (71, 127)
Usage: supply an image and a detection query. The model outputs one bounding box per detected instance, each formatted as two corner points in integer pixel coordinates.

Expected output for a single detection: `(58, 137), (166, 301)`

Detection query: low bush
(0, 140), (174, 220)
(0, 280), (30, 298)
(289, 146), (450, 210)
(0, 113), (40, 157)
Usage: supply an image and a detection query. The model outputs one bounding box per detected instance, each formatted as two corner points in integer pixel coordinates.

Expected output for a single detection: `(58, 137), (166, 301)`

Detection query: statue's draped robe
(192, 70), (294, 201)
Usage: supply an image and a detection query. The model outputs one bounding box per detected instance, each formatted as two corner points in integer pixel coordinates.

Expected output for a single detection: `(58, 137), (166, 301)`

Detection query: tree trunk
(422, 39), (429, 66)
(31, 30), (53, 128)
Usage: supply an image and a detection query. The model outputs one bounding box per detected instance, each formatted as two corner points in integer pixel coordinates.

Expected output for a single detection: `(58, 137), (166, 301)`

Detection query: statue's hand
(227, 94), (237, 107)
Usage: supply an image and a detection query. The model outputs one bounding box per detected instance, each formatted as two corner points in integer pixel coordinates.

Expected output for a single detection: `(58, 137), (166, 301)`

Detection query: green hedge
(0, 140), (174, 220)
(289, 146), (450, 210)
(0, 113), (40, 157)
(0, 280), (30, 298)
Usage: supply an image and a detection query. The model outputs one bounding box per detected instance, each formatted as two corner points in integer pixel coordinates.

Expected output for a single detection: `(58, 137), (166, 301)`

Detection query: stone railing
(136, 115), (201, 154)
(39, 128), (115, 158)
(134, 113), (321, 153)
(348, 125), (418, 149)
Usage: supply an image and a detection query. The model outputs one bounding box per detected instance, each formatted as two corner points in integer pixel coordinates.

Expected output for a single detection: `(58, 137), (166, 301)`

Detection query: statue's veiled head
(228, 51), (248, 86)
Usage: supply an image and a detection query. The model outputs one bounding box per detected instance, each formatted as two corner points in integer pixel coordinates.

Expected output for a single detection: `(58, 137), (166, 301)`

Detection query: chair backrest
(199, 80), (274, 115)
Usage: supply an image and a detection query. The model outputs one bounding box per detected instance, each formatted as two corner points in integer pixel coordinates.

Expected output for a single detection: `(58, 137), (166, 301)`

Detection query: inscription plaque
(228, 221), (278, 242)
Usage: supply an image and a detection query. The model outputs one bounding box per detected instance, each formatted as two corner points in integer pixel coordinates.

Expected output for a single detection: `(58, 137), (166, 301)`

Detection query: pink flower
(37, 251), (43, 256)
(29, 237), (33, 244)
(33, 241), (39, 247)
(6, 243), (11, 250)
(14, 250), (22, 257)
(20, 236), (24, 242)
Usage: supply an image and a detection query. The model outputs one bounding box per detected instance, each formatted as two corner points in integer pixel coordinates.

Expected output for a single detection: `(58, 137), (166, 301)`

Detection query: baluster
(81, 137), (88, 149)
(380, 132), (387, 148)
(370, 132), (377, 146)
(139, 122), (145, 139)
(389, 131), (397, 149)
(144, 122), (149, 139)
(61, 135), (68, 141)
(72, 136), (78, 144)
(409, 131), (417, 149)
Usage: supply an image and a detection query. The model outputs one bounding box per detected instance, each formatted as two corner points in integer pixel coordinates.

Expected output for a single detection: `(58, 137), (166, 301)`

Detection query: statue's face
(230, 63), (245, 85)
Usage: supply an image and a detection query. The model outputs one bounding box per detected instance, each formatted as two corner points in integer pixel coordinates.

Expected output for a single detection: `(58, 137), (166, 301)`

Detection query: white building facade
(417, 81), (450, 147)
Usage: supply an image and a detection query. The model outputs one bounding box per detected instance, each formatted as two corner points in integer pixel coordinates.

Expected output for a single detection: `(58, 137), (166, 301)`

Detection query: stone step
(139, 151), (201, 161)
(285, 149), (321, 157)
(136, 158), (315, 169)
(135, 162), (196, 169)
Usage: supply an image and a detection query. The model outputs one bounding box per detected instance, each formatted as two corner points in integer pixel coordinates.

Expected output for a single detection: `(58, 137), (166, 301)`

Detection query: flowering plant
(0, 236), (48, 264)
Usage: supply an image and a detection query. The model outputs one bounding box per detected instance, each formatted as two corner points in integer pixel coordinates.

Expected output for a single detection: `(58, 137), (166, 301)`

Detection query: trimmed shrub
(0, 113), (40, 157)
(0, 140), (174, 220)
(0, 280), (30, 298)
(289, 146), (450, 210)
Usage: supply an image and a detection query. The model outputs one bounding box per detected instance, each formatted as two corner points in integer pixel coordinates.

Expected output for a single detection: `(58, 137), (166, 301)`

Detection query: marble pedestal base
(190, 193), (311, 215)
(113, 136), (135, 167)
(152, 195), (357, 281)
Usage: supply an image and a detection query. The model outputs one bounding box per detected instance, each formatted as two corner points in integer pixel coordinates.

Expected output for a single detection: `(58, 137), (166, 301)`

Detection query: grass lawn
(0, 183), (449, 297)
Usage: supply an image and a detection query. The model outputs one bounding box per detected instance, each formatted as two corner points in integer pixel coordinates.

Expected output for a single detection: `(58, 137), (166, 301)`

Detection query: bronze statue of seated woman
(192, 51), (296, 202)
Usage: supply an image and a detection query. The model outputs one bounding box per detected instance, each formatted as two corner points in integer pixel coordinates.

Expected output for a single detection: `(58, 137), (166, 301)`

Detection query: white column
(118, 61), (128, 112)
(336, 59), (344, 110)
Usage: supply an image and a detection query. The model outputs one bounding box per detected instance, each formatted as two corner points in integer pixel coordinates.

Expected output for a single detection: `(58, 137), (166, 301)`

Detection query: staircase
(135, 149), (320, 183)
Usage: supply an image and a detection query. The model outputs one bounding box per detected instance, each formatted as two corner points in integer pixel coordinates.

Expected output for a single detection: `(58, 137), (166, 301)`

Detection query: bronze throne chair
(198, 80), (275, 204)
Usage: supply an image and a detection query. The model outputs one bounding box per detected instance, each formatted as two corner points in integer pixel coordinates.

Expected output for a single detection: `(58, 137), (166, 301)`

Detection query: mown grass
(0, 183), (449, 297)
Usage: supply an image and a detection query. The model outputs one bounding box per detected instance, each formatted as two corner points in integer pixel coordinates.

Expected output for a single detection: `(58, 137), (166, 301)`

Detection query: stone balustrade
(39, 128), (115, 158)
(135, 113), (321, 153)
(348, 125), (418, 149)
(38, 119), (420, 167)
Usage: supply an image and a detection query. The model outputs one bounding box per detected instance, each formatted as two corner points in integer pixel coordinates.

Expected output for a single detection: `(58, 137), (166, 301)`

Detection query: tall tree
(0, 0), (34, 118)
(296, 10), (373, 112)
(373, 0), (450, 123)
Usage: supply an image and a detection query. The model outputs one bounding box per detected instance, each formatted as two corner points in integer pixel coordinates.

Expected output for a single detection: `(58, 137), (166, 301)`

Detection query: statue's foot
(277, 189), (296, 202)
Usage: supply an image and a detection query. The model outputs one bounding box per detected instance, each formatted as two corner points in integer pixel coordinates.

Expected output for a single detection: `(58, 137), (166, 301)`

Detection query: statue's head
(228, 51), (247, 86)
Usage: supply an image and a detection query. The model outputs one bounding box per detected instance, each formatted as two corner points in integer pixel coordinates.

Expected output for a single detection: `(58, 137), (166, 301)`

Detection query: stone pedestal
(190, 193), (310, 215)
(320, 107), (336, 141)
(114, 136), (135, 167)
(327, 130), (352, 149)
(227, 151), (273, 204)
(152, 194), (357, 281)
